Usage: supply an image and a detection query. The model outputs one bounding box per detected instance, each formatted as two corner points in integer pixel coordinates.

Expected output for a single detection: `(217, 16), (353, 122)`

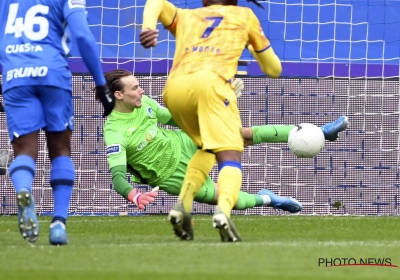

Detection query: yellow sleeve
(142, 0), (178, 32)
(248, 10), (270, 52)
(248, 45), (282, 78)
(247, 11), (282, 78)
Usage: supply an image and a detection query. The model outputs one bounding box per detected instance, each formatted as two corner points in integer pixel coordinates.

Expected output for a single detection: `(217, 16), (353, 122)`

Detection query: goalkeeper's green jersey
(103, 95), (182, 186)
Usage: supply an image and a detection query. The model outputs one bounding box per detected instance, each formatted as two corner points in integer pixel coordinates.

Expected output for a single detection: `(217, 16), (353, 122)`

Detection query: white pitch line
(0, 215), (398, 225)
(89, 240), (400, 247)
(4, 240), (400, 249)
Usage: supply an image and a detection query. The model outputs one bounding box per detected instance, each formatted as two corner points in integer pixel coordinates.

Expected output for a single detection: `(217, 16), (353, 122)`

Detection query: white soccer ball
(288, 123), (325, 158)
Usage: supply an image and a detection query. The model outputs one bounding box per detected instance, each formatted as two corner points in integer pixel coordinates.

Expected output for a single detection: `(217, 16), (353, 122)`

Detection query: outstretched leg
(193, 180), (302, 213)
(242, 116), (350, 146)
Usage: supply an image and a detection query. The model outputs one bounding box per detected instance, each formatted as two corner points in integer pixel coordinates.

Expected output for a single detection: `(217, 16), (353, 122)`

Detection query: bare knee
(11, 131), (39, 159)
(215, 150), (241, 165)
(46, 130), (72, 160)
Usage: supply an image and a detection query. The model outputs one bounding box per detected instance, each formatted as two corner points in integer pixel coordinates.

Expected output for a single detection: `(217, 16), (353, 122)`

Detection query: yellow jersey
(146, 4), (270, 81)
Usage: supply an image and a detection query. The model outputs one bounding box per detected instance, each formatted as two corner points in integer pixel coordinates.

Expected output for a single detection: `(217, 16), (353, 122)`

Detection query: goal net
(0, 0), (399, 216)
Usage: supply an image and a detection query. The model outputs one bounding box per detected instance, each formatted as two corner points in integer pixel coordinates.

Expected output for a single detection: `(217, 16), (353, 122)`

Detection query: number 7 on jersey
(201, 16), (224, 38)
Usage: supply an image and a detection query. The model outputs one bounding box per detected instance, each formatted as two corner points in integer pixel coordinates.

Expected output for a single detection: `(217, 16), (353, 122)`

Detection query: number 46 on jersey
(5, 3), (49, 41)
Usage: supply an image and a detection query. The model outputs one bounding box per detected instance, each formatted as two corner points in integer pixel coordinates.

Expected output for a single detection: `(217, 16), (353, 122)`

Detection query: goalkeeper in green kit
(102, 69), (349, 212)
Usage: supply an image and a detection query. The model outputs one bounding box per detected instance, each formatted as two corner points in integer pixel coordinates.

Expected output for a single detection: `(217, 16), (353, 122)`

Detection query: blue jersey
(0, 0), (86, 92)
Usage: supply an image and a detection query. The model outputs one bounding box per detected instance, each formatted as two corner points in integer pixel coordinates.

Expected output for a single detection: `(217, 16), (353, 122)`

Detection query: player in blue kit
(0, 0), (114, 245)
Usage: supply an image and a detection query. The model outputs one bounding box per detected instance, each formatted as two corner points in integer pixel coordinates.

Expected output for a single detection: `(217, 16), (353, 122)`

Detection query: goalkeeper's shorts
(159, 130), (216, 204)
(3, 86), (74, 142)
(163, 70), (244, 153)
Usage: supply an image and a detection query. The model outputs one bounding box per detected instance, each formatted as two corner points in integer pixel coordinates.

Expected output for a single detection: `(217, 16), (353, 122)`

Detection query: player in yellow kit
(140, 0), (282, 242)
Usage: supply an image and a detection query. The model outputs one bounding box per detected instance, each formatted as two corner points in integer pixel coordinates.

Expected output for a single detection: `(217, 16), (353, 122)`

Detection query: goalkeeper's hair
(104, 69), (133, 94)
(94, 69), (132, 101)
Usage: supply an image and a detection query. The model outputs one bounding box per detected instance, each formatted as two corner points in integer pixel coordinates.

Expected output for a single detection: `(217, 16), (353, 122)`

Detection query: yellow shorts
(163, 71), (243, 152)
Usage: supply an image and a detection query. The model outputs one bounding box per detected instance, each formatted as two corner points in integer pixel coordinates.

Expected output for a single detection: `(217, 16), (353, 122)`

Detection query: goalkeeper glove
(127, 187), (159, 210)
(232, 78), (244, 98)
(95, 84), (115, 117)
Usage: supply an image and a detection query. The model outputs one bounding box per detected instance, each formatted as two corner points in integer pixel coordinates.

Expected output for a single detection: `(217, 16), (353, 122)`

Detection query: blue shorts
(3, 86), (74, 142)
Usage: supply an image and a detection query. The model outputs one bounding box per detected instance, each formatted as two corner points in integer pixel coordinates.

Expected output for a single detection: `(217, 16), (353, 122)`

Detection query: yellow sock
(179, 150), (215, 213)
(217, 165), (242, 218)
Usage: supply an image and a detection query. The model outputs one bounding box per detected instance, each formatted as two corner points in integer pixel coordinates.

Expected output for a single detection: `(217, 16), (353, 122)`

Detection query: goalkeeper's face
(116, 75), (144, 110)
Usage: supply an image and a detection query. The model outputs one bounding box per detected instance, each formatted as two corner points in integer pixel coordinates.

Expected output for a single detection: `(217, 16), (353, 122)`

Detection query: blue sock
(9, 155), (36, 193)
(50, 156), (75, 224)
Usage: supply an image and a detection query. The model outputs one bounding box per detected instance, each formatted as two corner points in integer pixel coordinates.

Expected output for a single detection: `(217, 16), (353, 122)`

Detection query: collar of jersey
(111, 109), (137, 119)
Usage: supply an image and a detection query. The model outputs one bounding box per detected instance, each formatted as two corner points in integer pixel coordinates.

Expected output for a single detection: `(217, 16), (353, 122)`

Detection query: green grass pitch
(1, 215), (399, 280)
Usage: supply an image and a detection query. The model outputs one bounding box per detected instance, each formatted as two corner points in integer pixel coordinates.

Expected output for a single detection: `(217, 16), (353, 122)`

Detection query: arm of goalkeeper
(127, 187), (159, 210)
(232, 78), (244, 98)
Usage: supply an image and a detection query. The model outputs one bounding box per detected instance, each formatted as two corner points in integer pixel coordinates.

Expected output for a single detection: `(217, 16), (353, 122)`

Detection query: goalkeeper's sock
(252, 125), (295, 144)
(233, 192), (264, 210)
(9, 155), (35, 193)
(179, 150), (215, 213)
(50, 156), (75, 223)
(217, 162), (242, 218)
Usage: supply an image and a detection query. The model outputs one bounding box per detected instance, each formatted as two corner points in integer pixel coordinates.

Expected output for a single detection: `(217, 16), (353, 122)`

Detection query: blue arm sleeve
(65, 11), (106, 86)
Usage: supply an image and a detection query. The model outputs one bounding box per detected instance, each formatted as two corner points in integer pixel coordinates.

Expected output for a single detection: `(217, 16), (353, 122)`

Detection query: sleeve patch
(106, 144), (121, 156)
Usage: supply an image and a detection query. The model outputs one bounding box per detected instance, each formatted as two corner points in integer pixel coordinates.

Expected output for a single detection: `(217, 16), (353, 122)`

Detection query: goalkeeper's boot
(258, 189), (302, 213)
(16, 190), (39, 243)
(212, 208), (242, 242)
(49, 221), (69, 245)
(321, 116), (350, 141)
(168, 203), (194, 241)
